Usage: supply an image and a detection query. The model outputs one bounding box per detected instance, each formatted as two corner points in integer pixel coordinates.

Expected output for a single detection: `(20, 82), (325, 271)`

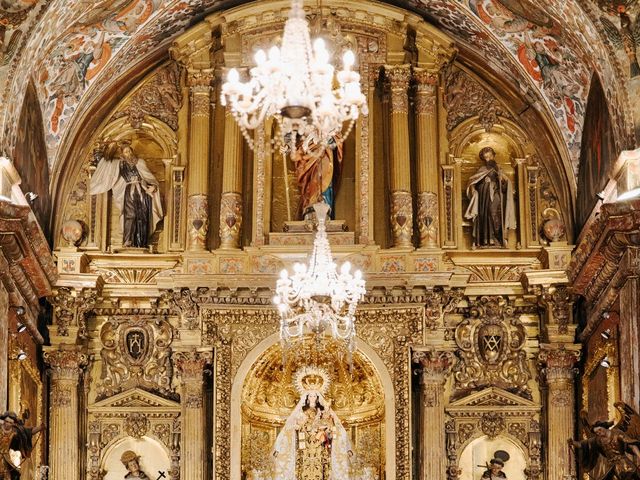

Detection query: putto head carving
(294, 366), (331, 396)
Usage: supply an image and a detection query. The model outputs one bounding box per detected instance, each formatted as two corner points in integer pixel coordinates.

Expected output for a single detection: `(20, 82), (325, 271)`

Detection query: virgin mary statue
(272, 367), (352, 480)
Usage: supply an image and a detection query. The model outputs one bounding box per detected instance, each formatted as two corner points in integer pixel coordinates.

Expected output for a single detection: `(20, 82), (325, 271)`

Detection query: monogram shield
(125, 329), (148, 362)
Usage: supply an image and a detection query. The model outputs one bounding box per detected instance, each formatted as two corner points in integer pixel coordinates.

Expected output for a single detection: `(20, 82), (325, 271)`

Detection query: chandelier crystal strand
(273, 202), (365, 357)
(220, 0), (367, 151)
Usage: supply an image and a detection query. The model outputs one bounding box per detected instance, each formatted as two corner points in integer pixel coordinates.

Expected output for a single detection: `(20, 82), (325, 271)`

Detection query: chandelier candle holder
(273, 202), (366, 356)
(220, 0), (367, 151)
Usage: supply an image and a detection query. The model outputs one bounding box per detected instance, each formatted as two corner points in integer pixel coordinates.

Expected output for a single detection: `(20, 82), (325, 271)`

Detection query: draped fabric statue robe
(292, 135), (343, 220)
(272, 392), (352, 480)
(90, 152), (163, 247)
(464, 159), (516, 247)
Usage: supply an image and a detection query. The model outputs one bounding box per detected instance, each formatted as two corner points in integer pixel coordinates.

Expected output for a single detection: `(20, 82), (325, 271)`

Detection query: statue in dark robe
(90, 141), (163, 248)
(0, 411), (43, 479)
(571, 403), (640, 480)
(464, 147), (516, 248)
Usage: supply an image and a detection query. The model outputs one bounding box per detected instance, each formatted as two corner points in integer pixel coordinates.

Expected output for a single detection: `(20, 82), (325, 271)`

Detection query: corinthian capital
(44, 349), (88, 380)
(538, 347), (580, 383)
(385, 64), (411, 114)
(413, 349), (455, 383)
(174, 350), (212, 382)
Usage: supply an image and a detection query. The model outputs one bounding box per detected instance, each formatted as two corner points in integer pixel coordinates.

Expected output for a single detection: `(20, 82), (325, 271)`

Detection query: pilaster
(413, 350), (454, 480)
(44, 349), (88, 480)
(175, 350), (212, 480)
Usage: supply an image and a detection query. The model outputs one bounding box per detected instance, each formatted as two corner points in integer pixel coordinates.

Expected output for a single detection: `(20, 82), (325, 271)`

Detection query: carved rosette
(391, 190), (413, 248)
(417, 191), (439, 248)
(480, 413), (505, 438)
(45, 350), (88, 381)
(187, 194), (209, 250)
(219, 192), (243, 249)
(124, 413), (150, 438)
(187, 69), (213, 118)
(413, 69), (438, 116)
(386, 65), (411, 114)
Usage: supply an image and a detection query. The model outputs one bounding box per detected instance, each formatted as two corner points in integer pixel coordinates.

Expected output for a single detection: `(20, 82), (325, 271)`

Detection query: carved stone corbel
(162, 288), (200, 329)
(425, 288), (464, 330)
(49, 285), (101, 339)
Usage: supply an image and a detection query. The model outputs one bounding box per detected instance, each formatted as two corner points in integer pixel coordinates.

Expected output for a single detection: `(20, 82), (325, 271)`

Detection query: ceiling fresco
(0, 0), (637, 184)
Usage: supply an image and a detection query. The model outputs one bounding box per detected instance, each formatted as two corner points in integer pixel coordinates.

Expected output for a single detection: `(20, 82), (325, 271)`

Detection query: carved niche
(453, 296), (531, 399)
(98, 316), (175, 400)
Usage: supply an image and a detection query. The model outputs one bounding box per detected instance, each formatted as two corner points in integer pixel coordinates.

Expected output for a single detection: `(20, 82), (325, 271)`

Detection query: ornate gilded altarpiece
(46, 1), (581, 479)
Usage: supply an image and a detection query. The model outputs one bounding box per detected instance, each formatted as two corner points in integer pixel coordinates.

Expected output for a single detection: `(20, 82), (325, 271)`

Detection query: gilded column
(187, 69), (213, 251)
(219, 103), (244, 249)
(44, 349), (87, 480)
(175, 351), (211, 480)
(413, 350), (454, 480)
(539, 347), (580, 480)
(413, 68), (440, 248)
(386, 64), (413, 248)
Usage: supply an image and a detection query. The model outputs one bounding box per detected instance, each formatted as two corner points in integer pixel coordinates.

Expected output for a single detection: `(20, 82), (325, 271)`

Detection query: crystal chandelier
(220, 0), (367, 151)
(273, 202), (366, 354)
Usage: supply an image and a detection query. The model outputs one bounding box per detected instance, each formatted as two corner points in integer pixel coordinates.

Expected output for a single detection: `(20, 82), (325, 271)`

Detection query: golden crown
(294, 366), (330, 396)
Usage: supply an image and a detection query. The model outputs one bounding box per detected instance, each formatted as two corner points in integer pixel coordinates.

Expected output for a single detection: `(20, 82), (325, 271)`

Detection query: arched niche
(100, 435), (171, 480)
(458, 434), (527, 480)
(445, 116), (562, 250)
(230, 332), (396, 480)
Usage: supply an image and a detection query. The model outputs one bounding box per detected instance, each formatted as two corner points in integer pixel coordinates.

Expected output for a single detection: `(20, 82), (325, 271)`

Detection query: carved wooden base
(417, 191), (438, 248)
(391, 190), (413, 248)
(187, 194), (209, 251)
(219, 192), (242, 249)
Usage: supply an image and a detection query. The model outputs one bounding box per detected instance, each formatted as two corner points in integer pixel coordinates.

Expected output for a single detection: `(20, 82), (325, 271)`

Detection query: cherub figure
(570, 402), (640, 480)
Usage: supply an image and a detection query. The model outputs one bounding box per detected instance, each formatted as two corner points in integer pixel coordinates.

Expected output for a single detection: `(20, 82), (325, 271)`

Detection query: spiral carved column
(186, 69), (213, 251)
(386, 64), (413, 248)
(414, 68), (440, 248)
(175, 351), (211, 480)
(44, 349), (87, 480)
(413, 350), (454, 480)
(539, 347), (580, 480)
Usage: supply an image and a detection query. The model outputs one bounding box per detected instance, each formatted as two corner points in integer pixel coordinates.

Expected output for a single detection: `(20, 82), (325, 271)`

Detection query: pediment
(89, 388), (180, 412)
(447, 387), (539, 412)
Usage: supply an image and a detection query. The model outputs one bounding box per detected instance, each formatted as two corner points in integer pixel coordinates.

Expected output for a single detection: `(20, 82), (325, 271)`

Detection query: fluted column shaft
(176, 351), (211, 480)
(219, 109), (244, 249)
(413, 350), (454, 480)
(414, 69), (440, 248)
(386, 65), (413, 248)
(187, 69), (213, 251)
(44, 350), (87, 480)
(540, 348), (579, 480)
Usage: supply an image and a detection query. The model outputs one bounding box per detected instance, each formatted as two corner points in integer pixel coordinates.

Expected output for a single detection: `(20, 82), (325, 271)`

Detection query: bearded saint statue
(272, 367), (353, 480)
(464, 146), (516, 248)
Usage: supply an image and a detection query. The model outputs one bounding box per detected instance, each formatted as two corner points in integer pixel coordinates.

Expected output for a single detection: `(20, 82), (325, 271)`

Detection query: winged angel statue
(570, 402), (640, 480)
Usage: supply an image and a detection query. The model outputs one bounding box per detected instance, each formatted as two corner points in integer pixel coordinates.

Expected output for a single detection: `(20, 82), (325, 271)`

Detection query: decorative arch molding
(200, 305), (423, 480)
(229, 332), (397, 480)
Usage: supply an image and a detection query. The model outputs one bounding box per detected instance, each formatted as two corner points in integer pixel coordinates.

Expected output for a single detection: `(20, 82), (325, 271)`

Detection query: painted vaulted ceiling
(0, 0), (638, 187)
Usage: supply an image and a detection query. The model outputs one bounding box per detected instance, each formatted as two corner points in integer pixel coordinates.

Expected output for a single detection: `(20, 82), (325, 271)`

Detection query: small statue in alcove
(120, 450), (151, 479)
(570, 402), (640, 480)
(0, 410), (44, 480)
(479, 451), (509, 479)
(464, 147), (516, 248)
(90, 141), (163, 248)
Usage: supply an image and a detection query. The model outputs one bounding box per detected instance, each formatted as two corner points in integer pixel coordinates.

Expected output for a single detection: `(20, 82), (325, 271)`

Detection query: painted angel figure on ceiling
(600, 5), (640, 78)
(570, 402), (640, 480)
